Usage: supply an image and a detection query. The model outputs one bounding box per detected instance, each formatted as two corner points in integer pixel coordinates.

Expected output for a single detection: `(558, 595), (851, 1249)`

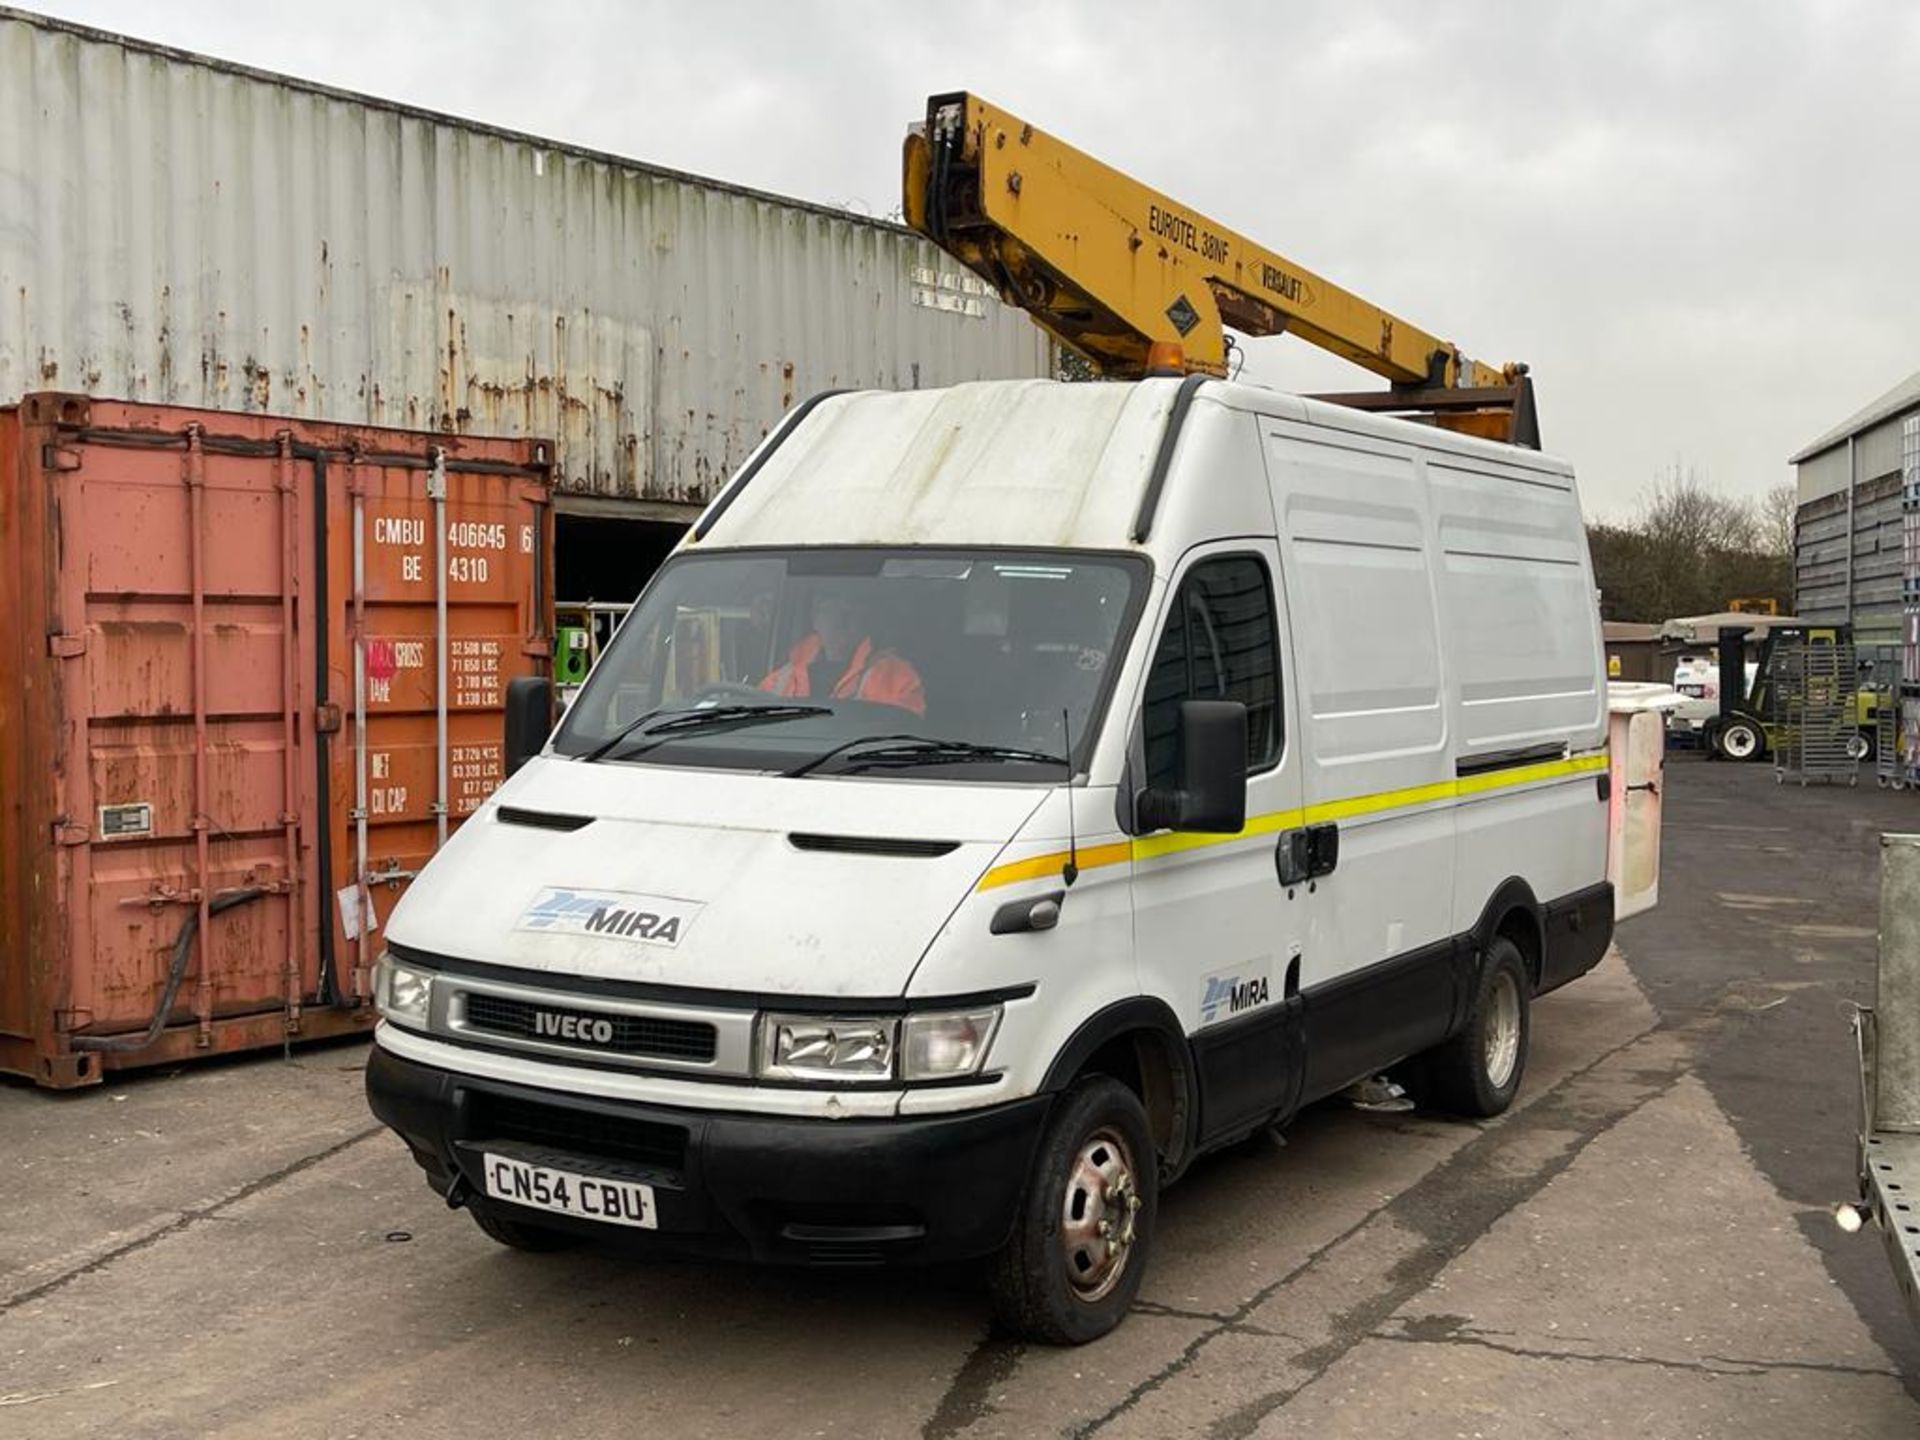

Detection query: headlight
(757, 1014), (896, 1083)
(373, 952), (434, 1028)
(902, 1007), (1002, 1080)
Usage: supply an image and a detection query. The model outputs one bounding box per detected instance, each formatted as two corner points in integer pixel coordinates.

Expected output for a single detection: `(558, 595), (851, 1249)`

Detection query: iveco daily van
(367, 376), (1618, 1343)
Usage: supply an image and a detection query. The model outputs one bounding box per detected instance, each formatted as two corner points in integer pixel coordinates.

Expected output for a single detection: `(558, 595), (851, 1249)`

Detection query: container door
(328, 450), (548, 997)
(48, 424), (320, 1047)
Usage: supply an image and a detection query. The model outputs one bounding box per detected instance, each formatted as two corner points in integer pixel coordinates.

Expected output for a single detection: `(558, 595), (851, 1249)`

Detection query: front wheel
(1400, 938), (1531, 1118)
(989, 1076), (1158, 1345)
(1847, 731), (1874, 764)
(1717, 717), (1764, 762)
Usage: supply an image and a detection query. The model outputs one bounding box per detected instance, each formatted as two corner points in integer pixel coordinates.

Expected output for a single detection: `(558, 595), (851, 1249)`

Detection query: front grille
(468, 1092), (688, 1172)
(460, 992), (717, 1063)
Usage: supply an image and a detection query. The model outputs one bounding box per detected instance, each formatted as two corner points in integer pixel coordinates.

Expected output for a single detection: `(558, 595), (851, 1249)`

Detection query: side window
(1143, 556), (1282, 787)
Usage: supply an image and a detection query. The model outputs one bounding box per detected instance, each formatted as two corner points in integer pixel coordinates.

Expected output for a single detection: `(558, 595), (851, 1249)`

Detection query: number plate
(480, 1153), (657, 1229)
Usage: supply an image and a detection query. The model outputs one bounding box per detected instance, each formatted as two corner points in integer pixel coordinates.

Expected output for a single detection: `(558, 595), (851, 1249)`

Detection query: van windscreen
(552, 548), (1148, 781)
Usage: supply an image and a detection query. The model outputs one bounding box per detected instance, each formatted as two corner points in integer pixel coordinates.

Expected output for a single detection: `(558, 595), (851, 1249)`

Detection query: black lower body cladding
(365, 1045), (1052, 1265)
(1540, 882), (1615, 995)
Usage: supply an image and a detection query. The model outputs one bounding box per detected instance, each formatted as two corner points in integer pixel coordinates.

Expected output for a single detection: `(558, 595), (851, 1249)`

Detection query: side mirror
(1136, 700), (1248, 834)
(504, 676), (555, 776)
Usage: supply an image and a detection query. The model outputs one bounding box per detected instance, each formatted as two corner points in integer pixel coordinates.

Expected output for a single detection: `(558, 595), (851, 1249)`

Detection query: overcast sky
(27, 0), (1920, 518)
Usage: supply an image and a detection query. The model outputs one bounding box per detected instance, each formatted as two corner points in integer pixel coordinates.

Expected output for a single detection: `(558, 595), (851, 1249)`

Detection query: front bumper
(366, 1043), (1051, 1265)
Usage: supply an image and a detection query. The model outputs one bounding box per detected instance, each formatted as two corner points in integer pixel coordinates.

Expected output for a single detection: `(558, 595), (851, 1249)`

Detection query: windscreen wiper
(792, 736), (1067, 777)
(582, 704), (831, 764)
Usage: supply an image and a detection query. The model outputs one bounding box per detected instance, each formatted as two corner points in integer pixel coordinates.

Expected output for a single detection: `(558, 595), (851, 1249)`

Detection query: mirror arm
(1135, 787), (1179, 834)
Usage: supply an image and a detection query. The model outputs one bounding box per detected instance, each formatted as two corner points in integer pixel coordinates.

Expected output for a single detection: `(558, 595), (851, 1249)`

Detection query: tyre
(989, 1076), (1158, 1345)
(1718, 717), (1764, 762)
(468, 1204), (580, 1252)
(1847, 731), (1874, 764)
(1401, 938), (1531, 1118)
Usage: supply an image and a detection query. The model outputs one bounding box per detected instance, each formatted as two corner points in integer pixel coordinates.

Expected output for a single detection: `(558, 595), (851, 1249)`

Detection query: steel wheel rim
(1059, 1126), (1141, 1302)
(1723, 725), (1758, 759)
(1484, 972), (1522, 1091)
(1847, 734), (1870, 761)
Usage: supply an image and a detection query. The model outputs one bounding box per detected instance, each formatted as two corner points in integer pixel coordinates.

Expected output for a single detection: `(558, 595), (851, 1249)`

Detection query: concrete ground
(3, 755), (1917, 1438)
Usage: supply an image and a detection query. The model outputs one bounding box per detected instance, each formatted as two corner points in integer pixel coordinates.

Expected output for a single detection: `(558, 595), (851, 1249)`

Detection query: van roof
(692, 378), (1574, 554)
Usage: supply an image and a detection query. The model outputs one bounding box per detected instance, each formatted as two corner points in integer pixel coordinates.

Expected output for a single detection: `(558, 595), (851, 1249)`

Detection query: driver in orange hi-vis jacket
(760, 592), (926, 716)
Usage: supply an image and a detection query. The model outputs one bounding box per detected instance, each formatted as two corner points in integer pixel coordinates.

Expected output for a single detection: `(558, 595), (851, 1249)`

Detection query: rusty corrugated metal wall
(0, 9), (1055, 509)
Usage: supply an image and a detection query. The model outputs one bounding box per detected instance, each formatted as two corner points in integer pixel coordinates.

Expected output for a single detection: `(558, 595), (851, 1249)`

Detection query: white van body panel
(387, 757), (1046, 997)
(704, 380), (1174, 551)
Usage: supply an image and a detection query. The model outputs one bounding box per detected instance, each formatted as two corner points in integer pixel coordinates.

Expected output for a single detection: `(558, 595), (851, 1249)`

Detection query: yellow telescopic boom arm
(904, 93), (1537, 447)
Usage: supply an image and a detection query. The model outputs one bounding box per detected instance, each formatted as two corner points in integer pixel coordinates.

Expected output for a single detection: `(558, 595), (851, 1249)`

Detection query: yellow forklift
(1705, 623), (1876, 763)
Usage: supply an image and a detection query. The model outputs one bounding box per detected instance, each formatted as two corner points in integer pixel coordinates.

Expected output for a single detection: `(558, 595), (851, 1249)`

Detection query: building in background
(1601, 622), (1662, 682)
(0, 9), (1054, 602)
(1790, 369), (1920, 676)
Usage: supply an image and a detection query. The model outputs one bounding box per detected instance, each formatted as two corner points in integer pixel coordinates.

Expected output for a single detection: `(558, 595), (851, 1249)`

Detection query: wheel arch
(1040, 998), (1197, 1181)
(1471, 877), (1544, 993)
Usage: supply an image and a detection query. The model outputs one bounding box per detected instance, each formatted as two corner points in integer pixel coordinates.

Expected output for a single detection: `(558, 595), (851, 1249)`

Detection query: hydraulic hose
(70, 888), (269, 1053)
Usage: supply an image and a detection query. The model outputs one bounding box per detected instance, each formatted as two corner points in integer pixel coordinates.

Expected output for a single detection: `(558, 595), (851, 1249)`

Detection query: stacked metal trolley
(1878, 661), (1906, 789)
(1902, 416), (1920, 790)
(1772, 632), (1859, 785)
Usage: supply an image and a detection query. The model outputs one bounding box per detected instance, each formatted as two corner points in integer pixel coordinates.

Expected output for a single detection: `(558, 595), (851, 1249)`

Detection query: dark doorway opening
(554, 511), (689, 607)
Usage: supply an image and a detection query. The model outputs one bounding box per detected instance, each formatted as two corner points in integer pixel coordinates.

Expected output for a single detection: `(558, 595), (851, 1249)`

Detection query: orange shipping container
(0, 394), (552, 1087)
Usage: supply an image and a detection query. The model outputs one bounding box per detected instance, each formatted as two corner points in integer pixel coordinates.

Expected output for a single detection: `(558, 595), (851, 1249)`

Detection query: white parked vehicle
(367, 377), (1627, 1343)
(1666, 654), (1757, 741)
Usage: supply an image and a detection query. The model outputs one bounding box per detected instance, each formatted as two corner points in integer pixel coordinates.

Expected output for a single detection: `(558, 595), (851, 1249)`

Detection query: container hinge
(53, 820), (90, 846)
(48, 633), (86, 658)
(515, 479), (551, 506)
(41, 443), (82, 473)
(315, 703), (343, 734)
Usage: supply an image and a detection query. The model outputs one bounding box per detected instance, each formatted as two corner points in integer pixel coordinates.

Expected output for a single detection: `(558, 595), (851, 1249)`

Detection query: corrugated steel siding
(1796, 412), (1912, 507)
(1794, 474), (1905, 648)
(0, 11), (1054, 506)
(1797, 447), (1853, 506)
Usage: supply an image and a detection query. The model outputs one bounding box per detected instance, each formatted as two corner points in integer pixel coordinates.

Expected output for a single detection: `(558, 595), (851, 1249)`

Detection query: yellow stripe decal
(1131, 805), (1302, 861)
(974, 752), (1608, 891)
(974, 839), (1132, 891)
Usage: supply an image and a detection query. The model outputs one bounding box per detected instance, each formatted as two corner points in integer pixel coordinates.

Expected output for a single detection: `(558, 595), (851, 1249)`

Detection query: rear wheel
(468, 1205), (580, 1252)
(1847, 731), (1874, 763)
(989, 1076), (1158, 1345)
(1717, 716), (1764, 762)
(1401, 938), (1531, 1118)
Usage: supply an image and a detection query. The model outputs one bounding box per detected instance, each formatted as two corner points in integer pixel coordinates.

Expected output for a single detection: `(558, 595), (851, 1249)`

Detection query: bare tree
(1759, 482), (1797, 558)
(1590, 465), (1790, 621)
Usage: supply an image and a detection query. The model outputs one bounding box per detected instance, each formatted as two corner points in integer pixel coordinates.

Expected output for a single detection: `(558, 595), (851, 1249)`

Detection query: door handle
(1307, 822), (1339, 878)
(1275, 830), (1312, 886)
(1276, 823), (1338, 887)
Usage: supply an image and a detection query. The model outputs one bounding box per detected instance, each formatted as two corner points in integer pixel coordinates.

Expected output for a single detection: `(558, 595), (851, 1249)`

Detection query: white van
(367, 377), (1618, 1343)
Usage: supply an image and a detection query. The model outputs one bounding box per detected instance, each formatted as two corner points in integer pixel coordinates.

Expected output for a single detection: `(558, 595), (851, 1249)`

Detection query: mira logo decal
(1200, 968), (1272, 1026)
(515, 888), (701, 946)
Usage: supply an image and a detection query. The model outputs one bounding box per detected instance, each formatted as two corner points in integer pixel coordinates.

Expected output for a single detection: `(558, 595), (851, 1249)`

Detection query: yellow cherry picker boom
(904, 92), (1539, 447)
